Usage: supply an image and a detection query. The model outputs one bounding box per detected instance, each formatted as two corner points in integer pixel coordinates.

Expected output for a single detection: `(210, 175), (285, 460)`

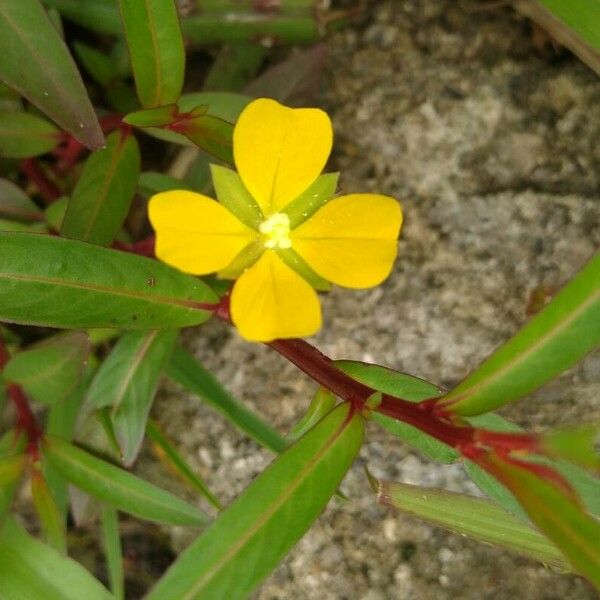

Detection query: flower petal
(148, 190), (256, 275)
(230, 250), (322, 342)
(233, 98), (333, 216)
(291, 194), (402, 288)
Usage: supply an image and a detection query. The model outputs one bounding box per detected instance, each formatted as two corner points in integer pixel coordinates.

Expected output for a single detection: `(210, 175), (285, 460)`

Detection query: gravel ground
(144, 2), (600, 598)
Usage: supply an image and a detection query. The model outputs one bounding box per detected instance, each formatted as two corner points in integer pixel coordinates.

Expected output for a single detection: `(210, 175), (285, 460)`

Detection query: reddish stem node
(19, 159), (61, 204)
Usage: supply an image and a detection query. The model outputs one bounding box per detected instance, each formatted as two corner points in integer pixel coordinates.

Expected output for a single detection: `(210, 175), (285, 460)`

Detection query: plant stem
(0, 334), (41, 455)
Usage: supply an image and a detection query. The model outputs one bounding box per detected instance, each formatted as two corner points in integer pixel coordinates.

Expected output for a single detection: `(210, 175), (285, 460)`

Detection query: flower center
(259, 213), (292, 249)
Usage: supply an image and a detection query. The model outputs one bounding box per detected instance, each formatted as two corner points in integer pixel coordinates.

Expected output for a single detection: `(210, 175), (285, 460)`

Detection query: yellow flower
(148, 98), (402, 342)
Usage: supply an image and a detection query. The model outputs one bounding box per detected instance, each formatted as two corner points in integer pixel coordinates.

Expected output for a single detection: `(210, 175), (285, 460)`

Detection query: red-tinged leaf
(482, 452), (600, 589)
(123, 104), (179, 128)
(170, 113), (234, 164)
(0, 0), (103, 149)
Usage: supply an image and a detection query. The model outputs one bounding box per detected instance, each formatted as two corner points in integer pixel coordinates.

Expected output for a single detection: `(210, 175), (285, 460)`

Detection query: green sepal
(217, 240), (262, 280)
(276, 247), (332, 291)
(283, 172), (339, 228)
(210, 164), (262, 228)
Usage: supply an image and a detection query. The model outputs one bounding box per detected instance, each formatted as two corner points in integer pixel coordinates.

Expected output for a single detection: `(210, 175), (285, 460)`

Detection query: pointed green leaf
(541, 423), (600, 471)
(145, 403), (364, 600)
(0, 232), (217, 329)
(376, 478), (567, 569)
(167, 346), (287, 454)
(73, 41), (115, 87)
(4, 331), (90, 405)
(336, 360), (458, 463)
(0, 0), (103, 149)
(118, 0), (185, 108)
(0, 178), (43, 221)
(287, 387), (336, 442)
(0, 453), (26, 486)
(175, 114), (234, 164)
(86, 329), (178, 465)
(44, 0), (122, 36)
(210, 164), (262, 228)
(147, 419), (221, 510)
(0, 516), (113, 600)
(0, 112), (59, 158)
(484, 454), (600, 588)
(283, 172), (339, 228)
(31, 470), (67, 553)
(124, 104), (179, 128)
(43, 436), (209, 527)
(61, 130), (141, 246)
(442, 252), (600, 415)
(100, 506), (124, 600)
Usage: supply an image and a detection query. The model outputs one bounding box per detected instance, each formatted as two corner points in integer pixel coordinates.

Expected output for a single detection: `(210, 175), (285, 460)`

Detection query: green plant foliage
(85, 329), (177, 465)
(0, 232), (217, 329)
(147, 419), (222, 510)
(4, 331), (90, 405)
(0, 178), (43, 221)
(375, 477), (567, 569)
(485, 454), (600, 588)
(43, 436), (209, 526)
(167, 345), (288, 454)
(336, 360), (458, 463)
(0, 0), (103, 148)
(118, 0), (185, 108)
(145, 403), (364, 600)
(0, 112), (59, 158)
(61, 131), (141, 246)
(100, 506), (124, 600)
(0, 516), (113, 599)
(442, 252), (600, 416)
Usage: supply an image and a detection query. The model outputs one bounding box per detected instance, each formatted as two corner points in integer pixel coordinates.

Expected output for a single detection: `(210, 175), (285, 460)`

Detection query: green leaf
(45, 195), (69, 231)
(61, 130), (141, 246)
(442, 252), (600, 415)
(0, 431), (26, 520)
(143, 92), (251, 146)
(0, 516), (113, 600)
(541, 423), (600, 470)
(335, 361), (458, 463)
(0, 177), (43, 221)
(31, 470), (67, 553)
(0, 453), (26, 486)
(167, 346), (288, 454)
(4, 331), (90, 405)
(147, 419), (221, 510)
(0, 0), (104, 149)
(484, 453), (600, 588)
(175, 113), (234, 164)
(43, 436), (209, 527)
(118, 0), (185, 108)
(86, 329), (178, 465)
(73, 41), (115, 87)
(376, 477), (567, 569)
(138, 171), (193, 197)
(100, 506), (124, 600)
(0, 232), (217, 329)
(44, 0), (122, 36)
(145, 403), (364, 600)
(210, 164), (262, 227)
(287, 387), (336, 442)
(123, 104), (178, 128)
(283, 173), (339, 228)
(0, 111), (59, 158)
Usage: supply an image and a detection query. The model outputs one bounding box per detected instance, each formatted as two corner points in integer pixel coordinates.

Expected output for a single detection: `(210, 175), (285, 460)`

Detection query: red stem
(19, 159), (61, 204)
(0, 335), (41, 455)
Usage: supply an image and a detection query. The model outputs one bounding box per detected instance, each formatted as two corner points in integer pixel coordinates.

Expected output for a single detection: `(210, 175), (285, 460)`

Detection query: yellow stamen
(259, 213), (292, 249)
